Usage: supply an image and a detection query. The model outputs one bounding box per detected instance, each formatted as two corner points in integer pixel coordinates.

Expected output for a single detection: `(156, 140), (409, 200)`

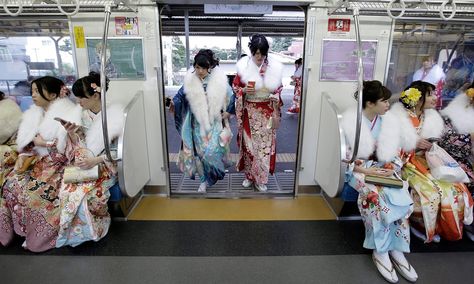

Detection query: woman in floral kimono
(173, 49), (234, 193)
(56, 72), (124, 247)
(232, 34), (283, 192)
(438, 83), (474, 241)
(0, 91), (22, 186)
(342, 81), (417, 283)
(391, 80), (473, 243)
(0, 76), (82, 252)
(287, 58), (302, 114)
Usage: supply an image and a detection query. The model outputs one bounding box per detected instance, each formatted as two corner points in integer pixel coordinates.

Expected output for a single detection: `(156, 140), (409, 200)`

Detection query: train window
(386, 22), (474, 109)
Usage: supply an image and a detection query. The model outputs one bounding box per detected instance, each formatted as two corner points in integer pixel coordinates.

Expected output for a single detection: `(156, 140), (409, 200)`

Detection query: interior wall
(299, 4), (393, 186)
(70, 7), (167, 186)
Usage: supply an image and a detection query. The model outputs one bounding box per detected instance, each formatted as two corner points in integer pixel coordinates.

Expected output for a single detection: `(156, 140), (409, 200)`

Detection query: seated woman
(173, 49), (234, 193)
(391, 80), (473, 243)
(55, 72), (124, 248)
(0, 91), (22, 186)
(438, 82), (474, 241)
(0, 76), (82, 252)
(342, 81), (417, 283)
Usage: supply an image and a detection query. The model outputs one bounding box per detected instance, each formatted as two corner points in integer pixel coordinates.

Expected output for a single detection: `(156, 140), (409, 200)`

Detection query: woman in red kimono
(232, 34), (283, 192)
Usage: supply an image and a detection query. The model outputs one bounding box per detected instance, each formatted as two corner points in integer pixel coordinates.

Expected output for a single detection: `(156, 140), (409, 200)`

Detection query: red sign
(328, 18), (350, 32)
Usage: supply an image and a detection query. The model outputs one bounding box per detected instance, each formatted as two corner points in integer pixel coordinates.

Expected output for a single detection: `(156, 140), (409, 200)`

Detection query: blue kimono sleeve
(225, 85), (236, 115)
(173, 86), (188, 134)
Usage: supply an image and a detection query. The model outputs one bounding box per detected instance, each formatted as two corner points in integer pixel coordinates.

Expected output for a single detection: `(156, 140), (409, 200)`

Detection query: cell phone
(54, 117), (68, 125)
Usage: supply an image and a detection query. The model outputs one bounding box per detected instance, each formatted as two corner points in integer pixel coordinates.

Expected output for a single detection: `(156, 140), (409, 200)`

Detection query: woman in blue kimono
(173, 49), (234, 193)
(342, 81), (417, 283)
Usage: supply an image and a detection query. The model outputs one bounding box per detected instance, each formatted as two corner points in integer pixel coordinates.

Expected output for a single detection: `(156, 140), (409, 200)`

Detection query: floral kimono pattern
(288, 77), (302, 113)
(402, 115), (472, 242)
(438, 116), (474, 235)
(56, 108), (120, 247)
(1, 142), (66, 252)
(346, 116), (413, 253)
(0, 135), (18, 187)
(233, 63), (283, 185)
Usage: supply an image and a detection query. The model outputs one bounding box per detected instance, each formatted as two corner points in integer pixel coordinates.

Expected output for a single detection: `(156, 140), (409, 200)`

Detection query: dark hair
(400, 80), (435, 108)
(31, 76), (65, 101)
(354, 80), (392, 109)
(295, 58), (303, 65)
(193, 49), (219, 70)
(72, 71), (109, 98)
(248, 34), (269, 56)
(0, 91), (4, 101)
(240, 53), (248, 58)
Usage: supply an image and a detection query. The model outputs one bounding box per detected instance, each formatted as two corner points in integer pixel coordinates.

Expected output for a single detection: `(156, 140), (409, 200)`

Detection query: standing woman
(173, 49), (234, 193)
(56, 72), (124, 247)
(0, 91), (22, 186)
(342, 81), (417, 283)
(232, 34), (283, 192)
(0, 76), (82, 252)
(391, 80), (473, 243)
(438, 82), (474, 240)
(287, 58), (303, 114)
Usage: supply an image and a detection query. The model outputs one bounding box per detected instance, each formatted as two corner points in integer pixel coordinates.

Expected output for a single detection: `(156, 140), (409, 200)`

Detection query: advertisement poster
(87, 38), (145, 80)
(320, 39), (378, 81)
(115, 17), (139, 36)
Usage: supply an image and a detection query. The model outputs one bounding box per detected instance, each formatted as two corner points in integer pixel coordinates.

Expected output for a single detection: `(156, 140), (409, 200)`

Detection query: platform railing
(117, 91), (150, 197)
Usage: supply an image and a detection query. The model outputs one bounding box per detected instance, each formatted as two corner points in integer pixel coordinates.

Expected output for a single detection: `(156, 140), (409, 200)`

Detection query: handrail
(57, 0), (80, 16)
(440, 0), (457, 20)
(387, 0), (406, 20)
(99, 4), (119, 162)
(343, 7), (364, 164)
(3, 0), (23, 17)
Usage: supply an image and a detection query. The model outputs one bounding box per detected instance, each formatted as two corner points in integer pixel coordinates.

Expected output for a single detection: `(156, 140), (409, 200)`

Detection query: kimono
(173, 66), (234, 186)
(232, 56), (283, 185)
(391, 102), (473, 242)
(0, 97), (82, 252)
(439, 93), (474, 235)
(288, 65), (302, 113)
(342, 106), (414, 253)
(56, 104), (124, 247)
(0, 98), (22, 186)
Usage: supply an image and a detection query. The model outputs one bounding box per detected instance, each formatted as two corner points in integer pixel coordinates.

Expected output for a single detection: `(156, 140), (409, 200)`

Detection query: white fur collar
(341, 106), (402, 162)
(183, 66), (228, 136)
(421, 109), (445, 139)
(389, 103), (418, 152)
(236, 55), (283, 92)
(17, 98), (82, 156)
(85, 104), (125, 156)
(0, 99), (22, 144)
(441, 93), (474, 134)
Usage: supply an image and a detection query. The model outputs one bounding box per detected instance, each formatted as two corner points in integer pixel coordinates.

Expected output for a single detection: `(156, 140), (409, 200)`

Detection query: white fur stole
(235, 55), (283, 92)
(441, 93), (474, 134)
(0, 98), (22, 144)
(183, 66), (228, 136)
(17, 98), (82, 156)
(85, 104), (125, 156)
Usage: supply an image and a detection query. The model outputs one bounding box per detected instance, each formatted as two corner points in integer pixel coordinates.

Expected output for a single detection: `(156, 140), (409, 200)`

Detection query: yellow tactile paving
(128, 196), (336, 221)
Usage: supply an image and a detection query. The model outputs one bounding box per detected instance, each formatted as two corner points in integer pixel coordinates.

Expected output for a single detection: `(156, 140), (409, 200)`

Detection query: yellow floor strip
(128, 196), (336, 221)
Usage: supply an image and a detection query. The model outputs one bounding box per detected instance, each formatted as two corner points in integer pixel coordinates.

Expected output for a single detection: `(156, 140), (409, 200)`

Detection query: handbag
(63, 148), (99, 184)
(425, 143), (469, 183)
(219, 119), (233, 147)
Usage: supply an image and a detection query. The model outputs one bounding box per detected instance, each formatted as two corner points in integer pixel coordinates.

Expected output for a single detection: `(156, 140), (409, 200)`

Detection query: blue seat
(341, 182), (359, 202)
(109, 183), (123, 202)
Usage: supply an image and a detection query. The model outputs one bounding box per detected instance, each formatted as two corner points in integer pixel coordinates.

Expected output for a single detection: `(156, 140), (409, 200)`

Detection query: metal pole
(237, 22), (242, 59)
(184, 9), (190, 69)
(100, 4), (120, 162)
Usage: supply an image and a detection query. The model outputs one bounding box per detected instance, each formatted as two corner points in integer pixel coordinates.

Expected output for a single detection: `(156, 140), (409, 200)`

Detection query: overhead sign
(204, 4), (273, 15)
(328, 18), (351, 32)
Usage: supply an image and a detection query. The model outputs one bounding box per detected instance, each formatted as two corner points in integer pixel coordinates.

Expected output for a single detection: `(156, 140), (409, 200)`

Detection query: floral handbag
(63, 148), (99, 184)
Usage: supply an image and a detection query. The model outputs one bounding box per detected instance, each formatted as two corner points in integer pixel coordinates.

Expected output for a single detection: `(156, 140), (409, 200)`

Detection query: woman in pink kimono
(232, 34), (283, 192)
(0, 76), (82, 252)
(56, 72), (124, 247)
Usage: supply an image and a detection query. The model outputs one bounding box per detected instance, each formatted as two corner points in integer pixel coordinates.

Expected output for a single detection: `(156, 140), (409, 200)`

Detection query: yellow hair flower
(400, 88), (422, 108)
(466, 88), (474, 99)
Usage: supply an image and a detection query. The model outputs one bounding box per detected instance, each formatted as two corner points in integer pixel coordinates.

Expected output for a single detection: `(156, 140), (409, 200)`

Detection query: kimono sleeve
(173, 86), (188, 135)
(226, 85), (236, 115)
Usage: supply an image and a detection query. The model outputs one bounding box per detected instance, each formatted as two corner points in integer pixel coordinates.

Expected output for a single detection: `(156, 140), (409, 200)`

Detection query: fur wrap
(85, 104), (125, 156)
(235, 55), (283, 92)
(441, 93), (474, 135)
(0, 98), (22, 144)
(183, 66), (228, 136)
(16, 98), (82, 156)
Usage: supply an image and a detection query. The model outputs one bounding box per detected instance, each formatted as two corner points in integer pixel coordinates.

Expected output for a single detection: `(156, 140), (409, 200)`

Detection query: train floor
(2, 197), (474, 283)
